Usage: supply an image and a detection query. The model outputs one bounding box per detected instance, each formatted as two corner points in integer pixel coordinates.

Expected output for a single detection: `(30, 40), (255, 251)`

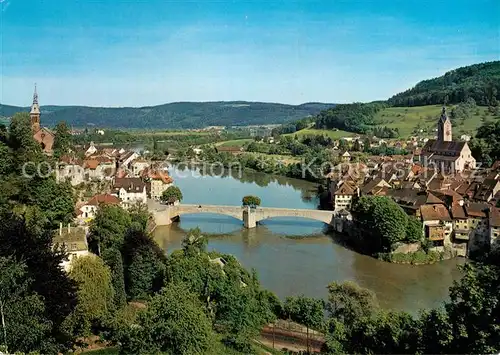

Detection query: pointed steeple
(30, 84), (41, 132)
(437, 106), (452, 142)
(440, 106), (449, 123)
(32, 83), (39, 105)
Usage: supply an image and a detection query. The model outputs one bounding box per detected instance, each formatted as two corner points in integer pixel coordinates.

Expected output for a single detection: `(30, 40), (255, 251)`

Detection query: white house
(52, 225), (90, 272)
(85, 142), (98, 157)
(132, 159), (150, 177)
(56, 160), (85, 186)
(144, 169), (174, 200)
(112, 177), (147, 208)
(77, 194), (121, 221)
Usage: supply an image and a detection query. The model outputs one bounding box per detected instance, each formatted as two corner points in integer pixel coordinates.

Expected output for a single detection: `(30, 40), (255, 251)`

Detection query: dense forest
(313, 102), (398, 136)
(388, 61), (500, 107)
(0, 101), (335, 129)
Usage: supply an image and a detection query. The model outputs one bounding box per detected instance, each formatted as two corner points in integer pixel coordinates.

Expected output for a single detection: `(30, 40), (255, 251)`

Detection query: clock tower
(437, 107), (452, 142)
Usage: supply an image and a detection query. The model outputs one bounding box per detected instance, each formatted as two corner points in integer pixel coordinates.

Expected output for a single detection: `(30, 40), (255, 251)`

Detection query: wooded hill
(0, 101), (335, 129)
(312, 61), (500, 136)
(388, 61), (500, 106)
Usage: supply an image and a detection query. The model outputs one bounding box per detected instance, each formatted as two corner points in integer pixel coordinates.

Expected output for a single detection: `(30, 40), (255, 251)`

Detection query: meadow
(375, 105), (495, 138)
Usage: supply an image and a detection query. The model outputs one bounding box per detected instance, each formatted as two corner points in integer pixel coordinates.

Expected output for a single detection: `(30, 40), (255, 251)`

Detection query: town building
(56, 156), (85, 186)
(30, 85), (55, 154)
(112, 177), (147, 207)
(419, 204), (453, 251)
(142, 168), (174, 200)
(77, 194), (121, 221)
(420, 107), (476, 172)
(52, 224), (90, 272)
(489, 207), (500, 250)
(132, 159), (150, 177)
(332, 181), (357, 211)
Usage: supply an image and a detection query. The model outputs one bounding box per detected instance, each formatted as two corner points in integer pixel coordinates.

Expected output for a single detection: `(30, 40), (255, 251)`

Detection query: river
(153, 164), (465, 313)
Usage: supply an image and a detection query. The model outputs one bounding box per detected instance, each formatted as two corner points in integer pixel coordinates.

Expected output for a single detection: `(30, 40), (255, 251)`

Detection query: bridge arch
(151, 204), (336, 229)
(253, 209), (335, 226)
(170, 204), (243, 221)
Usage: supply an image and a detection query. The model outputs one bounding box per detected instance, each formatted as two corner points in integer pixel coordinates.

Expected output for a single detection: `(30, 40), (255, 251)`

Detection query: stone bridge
(151, 204), (335, 229)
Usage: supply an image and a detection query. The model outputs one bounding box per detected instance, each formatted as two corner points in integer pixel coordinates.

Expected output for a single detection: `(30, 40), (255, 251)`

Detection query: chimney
(59, 222), (62, 236)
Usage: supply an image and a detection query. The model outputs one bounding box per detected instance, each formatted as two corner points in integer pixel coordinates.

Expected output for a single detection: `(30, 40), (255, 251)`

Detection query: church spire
(30, 84), (41, 132)
(437, 106), (452, 142)
(32, 83), (38, 105)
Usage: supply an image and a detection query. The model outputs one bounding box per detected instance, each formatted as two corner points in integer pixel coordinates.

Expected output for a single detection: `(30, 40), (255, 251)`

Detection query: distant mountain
(388, 61), (500, 106)
(0, 101), (336, 129)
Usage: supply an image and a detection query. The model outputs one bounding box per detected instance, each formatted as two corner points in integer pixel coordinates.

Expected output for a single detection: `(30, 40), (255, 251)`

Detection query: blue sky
(0, 0), (498, 106)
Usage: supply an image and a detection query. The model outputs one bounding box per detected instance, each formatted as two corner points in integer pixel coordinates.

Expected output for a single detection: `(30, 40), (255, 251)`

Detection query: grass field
(215, 138), (253, 147)
(286, 128), (355, 139)
(286, 105), (498, 140)
(376, 105), (498, 138)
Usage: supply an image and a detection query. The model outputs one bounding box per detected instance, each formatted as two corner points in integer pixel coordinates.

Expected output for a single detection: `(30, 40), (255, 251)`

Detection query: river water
(153, 165), (464, 313)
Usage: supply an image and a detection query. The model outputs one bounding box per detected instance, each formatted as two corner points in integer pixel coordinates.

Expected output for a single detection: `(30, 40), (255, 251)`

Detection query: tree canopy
(351, 196), (421, 253)
(388, 61), (500, 106)
(242, 195), (261, 207)
(160, 186), (183, 203)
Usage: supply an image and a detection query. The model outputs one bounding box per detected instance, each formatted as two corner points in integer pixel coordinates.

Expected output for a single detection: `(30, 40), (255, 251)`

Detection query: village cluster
(328, 108), (499, 257)
(27, 87), (500, 262)
(28, 87), (174, 223)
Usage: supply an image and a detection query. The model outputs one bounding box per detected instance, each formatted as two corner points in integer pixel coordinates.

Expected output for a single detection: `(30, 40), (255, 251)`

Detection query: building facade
(420, 107), (476, 172)
(30, 86), (55, 154)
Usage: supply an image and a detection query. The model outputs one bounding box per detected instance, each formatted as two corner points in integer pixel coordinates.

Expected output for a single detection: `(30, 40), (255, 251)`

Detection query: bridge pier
(243, 207), (256, 229)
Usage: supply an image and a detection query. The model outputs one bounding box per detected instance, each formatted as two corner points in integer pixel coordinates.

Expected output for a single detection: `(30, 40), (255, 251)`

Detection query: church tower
(437, 106), (452, 142)
(30, 84), (41, 132)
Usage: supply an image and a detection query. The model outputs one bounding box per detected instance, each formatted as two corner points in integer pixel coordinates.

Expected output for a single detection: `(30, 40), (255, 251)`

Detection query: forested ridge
(0, 101), (335, 129)
(388, 61), (500, 107)
(309, 61), (500, 136)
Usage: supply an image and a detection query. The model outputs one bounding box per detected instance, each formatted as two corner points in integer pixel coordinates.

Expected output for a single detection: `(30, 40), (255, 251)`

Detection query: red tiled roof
(86, 194), (121, 206)
(450, 203), (467, 219)
(465, 203), (489, 218)
(113, 177), (146, 193)
(420, 204), (451, 221)
(84, 159), (100, 170)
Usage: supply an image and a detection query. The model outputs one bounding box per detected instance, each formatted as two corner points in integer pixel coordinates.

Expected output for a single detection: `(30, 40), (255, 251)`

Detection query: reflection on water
(153, 165), (465, 313)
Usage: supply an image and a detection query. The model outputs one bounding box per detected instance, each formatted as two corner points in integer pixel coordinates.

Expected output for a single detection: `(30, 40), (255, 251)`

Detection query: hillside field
(215, 138), (253, 147)
(288, 105), (498, 140)
(286, 128), (355, 139)
(376, 105), (497, 137)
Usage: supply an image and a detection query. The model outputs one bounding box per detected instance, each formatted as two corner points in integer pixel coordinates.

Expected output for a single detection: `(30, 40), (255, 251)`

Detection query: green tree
(284, 295), (325, 352)
(21, 177), (75, 228)
(52, 121), (72, 159)
(325, 281), (379, 325)
(181, 227), (208, 256)
(8, 112), (41, 168)
(89, 204), (132, 254)
(346, 310), (421, 354)
(128, 202), (150, 231)
(351, 196), (409, 253)
(242, 195), (261, 207)
(160, 186), (183, 203)
(405, 217), (423, 243)
(0, 212), (77, 353)
(122, 228), (167, 300)
(0, 257), (52, 354)
(119, 283), (217, 354)
(102, 248), (127, 307)
(445, 262), (500, 354)
(66, 255), (115, 337)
